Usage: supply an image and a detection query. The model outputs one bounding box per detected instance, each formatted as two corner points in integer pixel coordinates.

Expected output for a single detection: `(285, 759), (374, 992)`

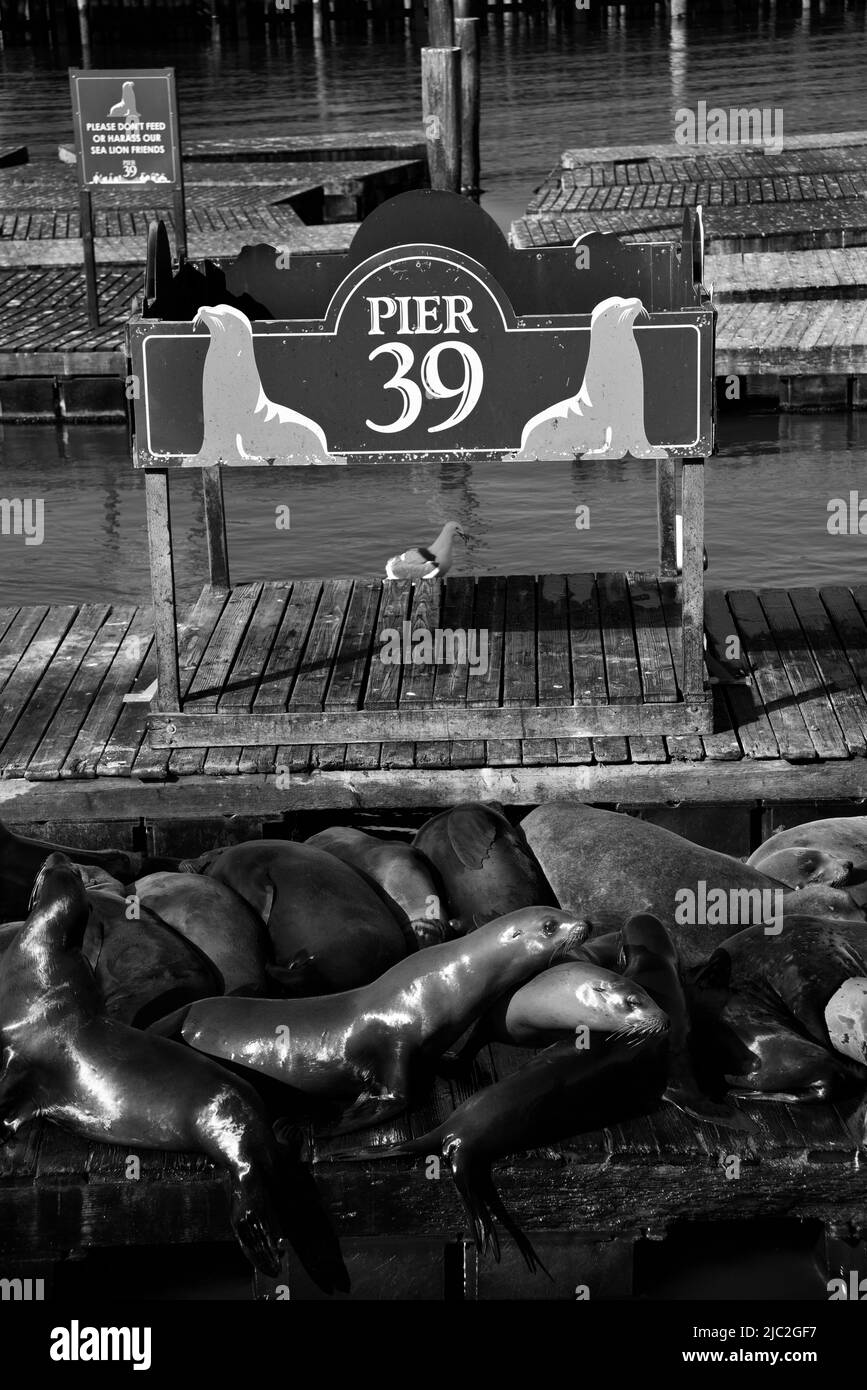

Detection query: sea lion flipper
(447, 805), (499, 870)
(662, 1085), (756, 1134)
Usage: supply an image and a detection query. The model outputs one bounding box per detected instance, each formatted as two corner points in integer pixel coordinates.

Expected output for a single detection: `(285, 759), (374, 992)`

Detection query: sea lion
(748, 817), (867, 899)
(521, 803), (865, 969)
(445, 959), (667, 1070)
(109, 80), (140, 121)
(507, 296), (668, 462)
(334, 914), (685, 1269)
(132, 871), (270, 995)
(686, 915), (867, 1101)
(192, 839), (414, 993)
(306, 827), (454, 947)
(0, 854), (349, 1291)
(746, 845), (855, 890)
(151, 907), (589, 1134)
(187, 305), (332, 466)
(413, 803), (559, 932)
(0, 818), (179, 923)
(83, 888), (223, 1027)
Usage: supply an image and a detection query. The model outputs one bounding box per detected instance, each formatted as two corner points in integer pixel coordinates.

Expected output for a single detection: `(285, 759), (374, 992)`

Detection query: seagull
(385, 522), (465, 580)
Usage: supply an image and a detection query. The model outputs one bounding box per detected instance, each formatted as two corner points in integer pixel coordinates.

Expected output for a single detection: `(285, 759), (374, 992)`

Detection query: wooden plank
(240, 579), (322, 775)
(150, 699), (713, 748)
(726, 589), (817, 761)
(26, 607), (136, 780)
(169, 583), (264, 778)
(62, 608), (154, 778)
(0, 606), (84, 767)
(554, 737), (594, 763)
(203, 582), (292, 777)
(822, 586), (867, 715)
(433, 576), (476, 707)
(466, 576), (505, 708)
(401, 578), (443, 767)
(365, 580), (413, 709)
(0, 606), (50, 697)
(759, 589), (849, 759)
(628, 736), (668, 763)
(536, 574), (572, 706)
(703, 589), (774, 759)
(502, 575), (537, 708)
(597, 571), (642, 703)
(109, 588), (226, 779)
(626, 574), (679, 702)
(276, 578), (355, 770)
(325, 580), (382, 709)
(567, 573), (607, 704)
(16, 756), (867, 820)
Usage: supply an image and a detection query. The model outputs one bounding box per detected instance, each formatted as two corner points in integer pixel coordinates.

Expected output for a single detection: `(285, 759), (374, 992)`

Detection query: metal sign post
(69, 67), (186, 326)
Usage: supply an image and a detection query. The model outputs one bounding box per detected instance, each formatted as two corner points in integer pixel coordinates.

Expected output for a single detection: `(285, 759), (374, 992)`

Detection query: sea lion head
(783, 883), (866, 922)
(589, 294), (648, 334)
(559, 964), (668, 1040)
(495, 907), (590, 964)
(761, 845), (854, 889)
(193, 304), (250, 337)
(28, 852), (84, 915)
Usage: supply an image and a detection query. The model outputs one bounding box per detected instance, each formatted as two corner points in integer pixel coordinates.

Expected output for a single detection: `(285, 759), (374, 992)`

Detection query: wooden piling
(428, 0), (454, 44)
(455, 16), (480, 200)
(421, 47), (462, 194)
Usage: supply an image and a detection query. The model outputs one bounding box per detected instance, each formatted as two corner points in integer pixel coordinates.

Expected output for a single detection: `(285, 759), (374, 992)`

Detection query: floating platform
(2, 1034), (864, 1298)
(513, 132), (867, 410)
(0, 130), (426, 419)
(1, 576), (867, 828)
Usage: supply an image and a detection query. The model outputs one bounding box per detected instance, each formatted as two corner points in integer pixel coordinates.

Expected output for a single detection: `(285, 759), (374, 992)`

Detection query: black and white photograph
(1, 0), (867, 1358)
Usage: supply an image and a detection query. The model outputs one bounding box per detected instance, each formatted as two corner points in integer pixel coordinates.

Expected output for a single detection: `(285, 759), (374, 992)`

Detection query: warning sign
(69, 68), (181, 187)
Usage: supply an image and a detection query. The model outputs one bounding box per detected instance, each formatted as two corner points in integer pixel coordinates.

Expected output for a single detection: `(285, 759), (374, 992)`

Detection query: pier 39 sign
(128, 192), (715, 466)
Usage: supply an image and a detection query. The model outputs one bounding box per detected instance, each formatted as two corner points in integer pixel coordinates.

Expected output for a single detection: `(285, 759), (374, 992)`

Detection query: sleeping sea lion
(305, 827), (454, 947)
(150, 907), (589, 1134)
(191, 839), (415, 993)
(748, 816), (867, 900)
(83, 888), (223, 1027)
(686, 915), (867, 1101)
(521, 803), (865, 968)
(0, 854), (349, 1291)
(746, 845), (855, 890)
(332, 913), (687, 1269)
(413, 802), (558, 932)
(0, 818), (179, 923)
(132, 871), (270, 995)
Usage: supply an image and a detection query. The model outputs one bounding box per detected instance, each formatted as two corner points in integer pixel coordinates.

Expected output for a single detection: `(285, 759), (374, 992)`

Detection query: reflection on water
(1, 7), (866, 229)
(1, 414), (865, 605)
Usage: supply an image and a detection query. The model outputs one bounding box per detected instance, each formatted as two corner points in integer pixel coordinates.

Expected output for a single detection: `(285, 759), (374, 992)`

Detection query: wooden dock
(2, 1032), (864, 1298)
(513, 132), (867, 410)
(2, 574), (867, 833)
(0, 130), (425, 420)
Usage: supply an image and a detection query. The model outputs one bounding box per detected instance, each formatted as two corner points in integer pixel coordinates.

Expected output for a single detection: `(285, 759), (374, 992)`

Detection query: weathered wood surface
(513, 133), (867, 386)
(0, 1039), (863, 1275)
(1, 579), (867, 816)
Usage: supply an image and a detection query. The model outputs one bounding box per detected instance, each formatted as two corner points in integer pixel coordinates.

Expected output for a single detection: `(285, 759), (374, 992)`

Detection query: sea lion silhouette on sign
(109, 81), (140, 121)
(185, 304), (332, 465)
(508, 295), (669, 462)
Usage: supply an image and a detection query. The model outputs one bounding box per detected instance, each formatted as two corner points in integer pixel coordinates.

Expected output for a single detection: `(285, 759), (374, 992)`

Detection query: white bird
(385, 522), (465, 580)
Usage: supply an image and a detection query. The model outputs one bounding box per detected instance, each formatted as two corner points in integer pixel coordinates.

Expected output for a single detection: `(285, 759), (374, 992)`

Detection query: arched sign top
(129, 190), (715, 466)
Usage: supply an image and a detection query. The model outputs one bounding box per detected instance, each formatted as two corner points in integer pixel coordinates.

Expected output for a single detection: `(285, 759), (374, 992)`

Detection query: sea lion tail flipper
(452, 1159), (548, 1278)
(231, 1187), (283, 1280)
(272, 1151), (351, 1296)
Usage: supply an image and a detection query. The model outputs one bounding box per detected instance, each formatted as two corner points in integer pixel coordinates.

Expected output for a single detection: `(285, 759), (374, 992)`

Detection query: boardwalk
(2, 576), (867, 824)
(513, 132), (867, 407)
